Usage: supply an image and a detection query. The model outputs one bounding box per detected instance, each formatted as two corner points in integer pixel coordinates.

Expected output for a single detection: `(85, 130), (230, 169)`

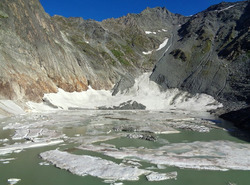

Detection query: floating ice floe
(0, 140), (63, 156)
(111, 183), (123, 185)
(39, 162), (50, 166)
(146, 171), (177, 181)
(40, 149), (178, 182)
(12, 128), (63, 142)
(0, 158), (15, 164)
(7, 178), (21, 185)
(1, 120), (66, 156)
(0, 138), (9, 142)
(40, 150), (149, 181)
(79, 140), (250, 171)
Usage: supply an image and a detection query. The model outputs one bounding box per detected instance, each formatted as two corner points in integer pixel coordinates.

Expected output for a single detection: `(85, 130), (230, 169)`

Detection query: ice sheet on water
(0, 140), (63, 156)
(40, 149), (178, 182)
(146, 171), (177, 181)
(0, 158), (15, 164)
(7, 178), (21, 185)
(40, 150), (149, 181)
(79, 140), (250, 171)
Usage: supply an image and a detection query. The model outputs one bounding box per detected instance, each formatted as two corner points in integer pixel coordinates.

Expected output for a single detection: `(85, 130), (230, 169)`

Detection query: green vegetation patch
(121, 44), (134, 55)
(111, 49), (123, 58)
(71, 35), (98, 56)
(0, 10), (8, 18)
(202, 39), (212, 53)
(111, 49), (130, 66)
(101, 51), (116, 66)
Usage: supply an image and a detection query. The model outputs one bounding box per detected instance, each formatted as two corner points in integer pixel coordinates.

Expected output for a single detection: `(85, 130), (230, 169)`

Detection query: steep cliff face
(0, 0), (183, 102)
(151, 1), (250, 110)
(0, 0), (249, 112)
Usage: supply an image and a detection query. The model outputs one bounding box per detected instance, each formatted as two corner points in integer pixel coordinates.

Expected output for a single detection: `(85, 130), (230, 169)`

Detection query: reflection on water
(0, 110), (249, 185)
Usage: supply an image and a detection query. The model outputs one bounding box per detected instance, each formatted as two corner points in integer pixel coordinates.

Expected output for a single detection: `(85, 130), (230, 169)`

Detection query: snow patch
(142, 51), (153, 55)
(145, 29), (168, 34)
(0, 100), (25, 116)
(217, 5), (236, 12)
(145, 31), (152, 34)
(156, 38), (169, 51)
(27, 73), (222, 112)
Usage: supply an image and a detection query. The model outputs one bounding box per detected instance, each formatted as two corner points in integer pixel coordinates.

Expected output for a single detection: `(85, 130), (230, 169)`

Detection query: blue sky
(40, 0), (242, 21)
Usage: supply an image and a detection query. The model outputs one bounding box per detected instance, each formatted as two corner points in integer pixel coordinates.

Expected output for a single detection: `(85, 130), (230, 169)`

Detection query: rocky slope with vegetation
(0, 0), (184, 102)
(150, 1), (250, 111)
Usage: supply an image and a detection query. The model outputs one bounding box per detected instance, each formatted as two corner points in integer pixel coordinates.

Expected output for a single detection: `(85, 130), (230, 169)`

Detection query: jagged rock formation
(150, 1), (250, 110)
(98, 100), (146, 110)
(0, 0), (184, 102)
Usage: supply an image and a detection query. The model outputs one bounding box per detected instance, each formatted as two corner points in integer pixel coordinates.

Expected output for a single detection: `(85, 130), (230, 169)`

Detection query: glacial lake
(0, 110), (249, 185)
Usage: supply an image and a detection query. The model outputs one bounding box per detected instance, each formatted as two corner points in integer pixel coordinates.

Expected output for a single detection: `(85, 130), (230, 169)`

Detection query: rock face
(150, 1), (250, 110)
(98, 100), (146, 110)
(0, 0), (184, 102)
(220, 106), (250, 131)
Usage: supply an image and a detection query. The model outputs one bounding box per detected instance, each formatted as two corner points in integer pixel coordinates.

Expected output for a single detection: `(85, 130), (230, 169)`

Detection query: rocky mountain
(150, 0), (250, 110)
(0, 0), (185, 102)
(0, 0), (249, 121)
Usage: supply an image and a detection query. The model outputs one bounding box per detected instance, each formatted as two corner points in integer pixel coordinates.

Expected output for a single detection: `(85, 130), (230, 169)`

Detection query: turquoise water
(0, 110), (249, 185)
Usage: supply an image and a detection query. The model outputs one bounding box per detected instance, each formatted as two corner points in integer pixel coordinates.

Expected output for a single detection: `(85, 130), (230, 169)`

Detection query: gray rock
(113, 126), (138, 132)
(112, 74), (135, 96)
(126, 133), (157, 141)
(151, 1), (250, 111)
(220, 107), (250, 131)
(99, 100), (146, 110)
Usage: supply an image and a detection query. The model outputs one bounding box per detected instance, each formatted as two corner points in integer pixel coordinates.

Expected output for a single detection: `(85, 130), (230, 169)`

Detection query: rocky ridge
(0, 0), (184, 102)
(150, 1), (250, 110)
